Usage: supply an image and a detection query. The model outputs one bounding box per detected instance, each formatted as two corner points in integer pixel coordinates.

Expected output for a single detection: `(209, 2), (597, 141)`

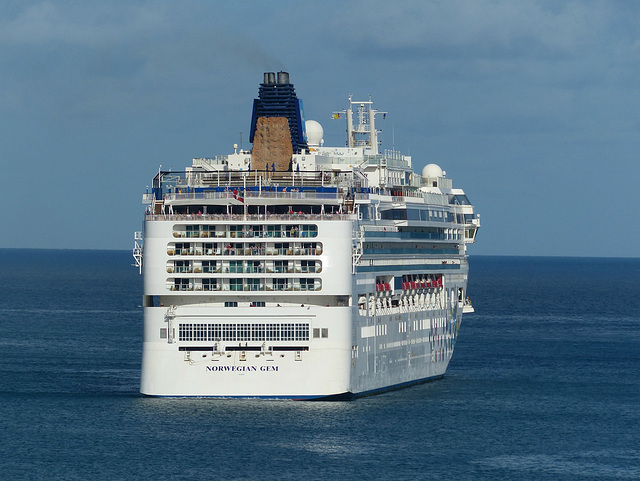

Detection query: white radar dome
(305, 120), (324, 147)
(422, 163), (443, 180)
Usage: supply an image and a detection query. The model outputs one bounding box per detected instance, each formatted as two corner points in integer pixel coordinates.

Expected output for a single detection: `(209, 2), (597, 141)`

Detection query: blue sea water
(0, 250), (638, 480)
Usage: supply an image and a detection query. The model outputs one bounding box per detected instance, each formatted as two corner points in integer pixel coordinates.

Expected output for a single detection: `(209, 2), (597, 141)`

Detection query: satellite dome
(422, 163), (443, 180)
(305, 120), (324, 147)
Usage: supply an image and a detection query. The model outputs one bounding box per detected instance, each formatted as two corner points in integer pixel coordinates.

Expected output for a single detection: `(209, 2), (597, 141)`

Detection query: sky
(1, 0), (639, 257)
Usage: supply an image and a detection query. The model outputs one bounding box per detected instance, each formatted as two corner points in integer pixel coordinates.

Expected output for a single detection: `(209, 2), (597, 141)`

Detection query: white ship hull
(140, 217), (467, 399)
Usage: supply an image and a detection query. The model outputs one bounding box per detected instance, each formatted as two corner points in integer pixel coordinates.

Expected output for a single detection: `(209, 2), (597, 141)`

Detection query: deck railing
(147, 213), (354, 222)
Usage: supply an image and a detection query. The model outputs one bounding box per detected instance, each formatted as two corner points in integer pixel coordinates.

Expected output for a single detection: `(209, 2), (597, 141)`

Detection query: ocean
(0, 250), (638, 480)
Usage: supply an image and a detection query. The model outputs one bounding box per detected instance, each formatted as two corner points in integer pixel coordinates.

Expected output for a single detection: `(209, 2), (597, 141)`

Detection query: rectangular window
(321, 328), (329, 338)
(186, 225), (199, 237)
(295, 323), (309, 341)
(300, 260), (317, 273)
(230, 278), (243, 291)
(267, 225), (281, 238)
(229, 260), (243, 273)
(299, 278), (315, 291)
(175, 243), (191, 255)
(273, 278), (288, 291)
(237, 324), (251, 341)
(274, 260), (289, 273)
(407, 208), (420, 221)
(251, 324), (266, 340)
(266, 324), (280, 341)
(178, 324), (192, 341)
(246, 278), (261, 291)
(246, 260), (262, 273)
(208, 324), (221, 340)
(194, 323), (206, 341)
(281, 324), (295, 341)
(202, 278), (217, 291)
(177, 323), (309, 343)
(202, 260), (217, 273)
(175, 260), (190, 273)
(300, 225), (318, 237)
(228, 225), (242, 238)
(222, 324), (236, 341)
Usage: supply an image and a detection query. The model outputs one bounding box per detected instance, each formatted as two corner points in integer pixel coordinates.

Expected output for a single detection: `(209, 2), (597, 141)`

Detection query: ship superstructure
(134, 72), (480, 399)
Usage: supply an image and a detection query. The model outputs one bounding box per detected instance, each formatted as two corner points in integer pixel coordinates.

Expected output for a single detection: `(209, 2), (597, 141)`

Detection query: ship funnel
(264, 72), (276, 84)
(277, 71), (289, 84)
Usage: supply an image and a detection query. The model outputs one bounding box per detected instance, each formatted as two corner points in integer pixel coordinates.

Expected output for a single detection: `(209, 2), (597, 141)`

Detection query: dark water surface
(1, 250), (638, 480)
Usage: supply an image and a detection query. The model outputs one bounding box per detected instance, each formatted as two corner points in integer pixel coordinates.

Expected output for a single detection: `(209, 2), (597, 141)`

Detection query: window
(229, 260), (243, 273)
(380, 209), (407, 220)
(281, 324), (295, 341)
(175, 243), (191, 255)
(237, 324), (251, 341)
(300, 260), (317, 273)
(275, 260), (289, 273)
(251, 324), (265, 340)
(299, 278), (315, 291)
(175, 260), (190, 273)
(267, 225), (281, 238)
(224, 301), (238, 307)
(194, 323), (206, 341)
(178, 323), (309, 342)
(266, 324), (280, 341)
(222, 324), (236, 341)
(202, 278), (217, 291)
(300, 225), (318, 237)
(274, 243), (290, 255)
(230, 279), (243, 291)
(249, 225), (263, 237)
(179, 324), (192, 341)
(228, 225), (242, 238)
(208, 324), (221, 339)
(203, 242), (217, 255)
(295, 324), (309, 341)
(202, 225), (216, 236)
(246, 260), (262, 273)
(407, 208), (420, 221)
(285, 225), (298, 237)
(273, 278), (288, 291)
(202, 260), (217, 273)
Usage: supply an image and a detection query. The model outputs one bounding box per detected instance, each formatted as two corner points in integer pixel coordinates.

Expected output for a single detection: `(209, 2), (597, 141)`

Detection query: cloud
(0, 1), (287, 123)
(0, 1), (162, 46)
(329, 0), (612, 63)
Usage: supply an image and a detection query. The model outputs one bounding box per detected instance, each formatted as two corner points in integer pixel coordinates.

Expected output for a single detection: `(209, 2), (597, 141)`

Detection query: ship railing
(157, 169), (367, 192)
(160, 190), (368, 202)
(166, 246), (323, 257)
(146, 213), (355, 222)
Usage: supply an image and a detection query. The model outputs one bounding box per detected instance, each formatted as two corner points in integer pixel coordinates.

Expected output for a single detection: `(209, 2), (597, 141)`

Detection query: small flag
(232, 188), (244, 203)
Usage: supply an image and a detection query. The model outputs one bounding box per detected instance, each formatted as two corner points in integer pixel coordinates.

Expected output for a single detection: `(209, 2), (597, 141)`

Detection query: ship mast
(341, 97), (386, 155)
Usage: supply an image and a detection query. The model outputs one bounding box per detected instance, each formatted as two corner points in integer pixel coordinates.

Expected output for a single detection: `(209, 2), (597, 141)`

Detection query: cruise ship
(133, 72), (480, 399)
